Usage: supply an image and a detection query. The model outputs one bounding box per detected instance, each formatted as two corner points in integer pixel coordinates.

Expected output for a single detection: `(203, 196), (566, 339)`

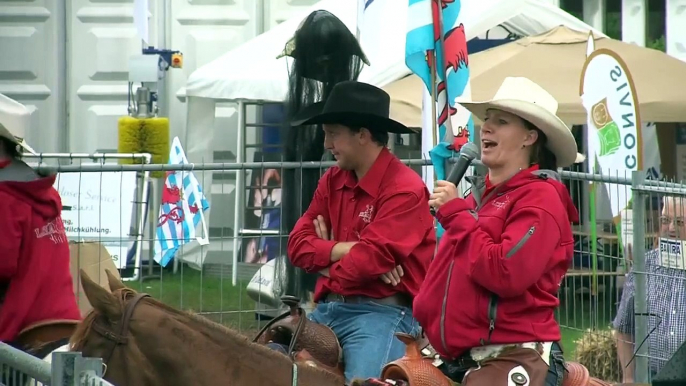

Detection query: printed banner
(580, 33), (642, 217)
(54, 169), (137, 269)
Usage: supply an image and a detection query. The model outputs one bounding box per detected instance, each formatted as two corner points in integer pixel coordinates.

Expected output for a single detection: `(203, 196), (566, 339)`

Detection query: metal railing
(24, 152), (151, 282)
(3, 154), (684, 384)
(0, 343), (112, 386)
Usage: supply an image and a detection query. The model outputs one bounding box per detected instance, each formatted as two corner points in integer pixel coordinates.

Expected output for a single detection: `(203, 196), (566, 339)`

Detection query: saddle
(381, 333), (453, 386)
(254, 296), (344, 377)
(15, 320), (78, 358)
(381, 334), (617, 386)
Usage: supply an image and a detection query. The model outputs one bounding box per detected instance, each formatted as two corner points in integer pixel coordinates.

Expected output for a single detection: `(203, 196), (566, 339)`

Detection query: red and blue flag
(405, 0), (474, 182)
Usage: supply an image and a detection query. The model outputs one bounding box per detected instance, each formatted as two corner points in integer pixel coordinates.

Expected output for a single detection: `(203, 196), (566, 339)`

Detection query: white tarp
(180, 0), (603, 268)
(185, 0), (604, 102)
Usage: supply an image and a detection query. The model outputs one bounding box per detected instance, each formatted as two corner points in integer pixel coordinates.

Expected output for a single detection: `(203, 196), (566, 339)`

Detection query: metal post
(52, 351), (78, 385)
(631, 170), (650, 383)
(232, 101), (246, 286)
(52, 351), (107, 386)
(132, 170), (150, 282)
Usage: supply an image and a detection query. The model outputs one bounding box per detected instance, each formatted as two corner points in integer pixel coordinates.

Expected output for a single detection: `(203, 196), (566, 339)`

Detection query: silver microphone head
(459, 142), (480, 161)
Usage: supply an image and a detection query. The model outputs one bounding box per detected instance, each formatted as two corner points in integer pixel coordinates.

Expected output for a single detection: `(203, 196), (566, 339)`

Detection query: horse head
(70, 269), (344, 386)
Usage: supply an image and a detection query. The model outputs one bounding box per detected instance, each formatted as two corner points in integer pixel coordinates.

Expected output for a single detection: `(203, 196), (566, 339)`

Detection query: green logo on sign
(592, 98), (621, 156)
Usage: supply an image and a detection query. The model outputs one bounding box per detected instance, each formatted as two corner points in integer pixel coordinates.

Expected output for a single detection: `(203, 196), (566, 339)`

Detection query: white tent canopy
(179, 0), (603, 270)
(185, 0), (605, 102)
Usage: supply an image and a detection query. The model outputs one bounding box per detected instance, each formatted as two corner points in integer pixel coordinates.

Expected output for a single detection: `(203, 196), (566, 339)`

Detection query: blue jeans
(309, 301), (419, 383)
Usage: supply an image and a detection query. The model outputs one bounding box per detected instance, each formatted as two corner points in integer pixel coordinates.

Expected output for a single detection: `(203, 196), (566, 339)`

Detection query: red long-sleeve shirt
(287, 148), (436, 302)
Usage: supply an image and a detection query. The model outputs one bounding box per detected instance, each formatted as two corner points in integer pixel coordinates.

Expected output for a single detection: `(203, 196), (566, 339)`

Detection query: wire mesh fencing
(558, 170), (686, 384)
(6, 153), (682, 384)
(625, 175), (686, 384)
(30, 155), (437, 338)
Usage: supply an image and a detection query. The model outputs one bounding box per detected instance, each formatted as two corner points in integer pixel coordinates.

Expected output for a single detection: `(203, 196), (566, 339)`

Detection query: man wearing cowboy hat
(0, 94), (80, 358)
(286, 81), (436, 382)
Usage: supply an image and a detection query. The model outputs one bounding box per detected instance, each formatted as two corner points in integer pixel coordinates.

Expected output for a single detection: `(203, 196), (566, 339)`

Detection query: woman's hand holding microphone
(429, 180), (459, 212)
(428, 143), (479, 215)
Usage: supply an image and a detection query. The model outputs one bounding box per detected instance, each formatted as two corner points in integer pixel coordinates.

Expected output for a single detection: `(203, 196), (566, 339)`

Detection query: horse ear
(80, 268), (121, 319)
(105, 269), (126, 292)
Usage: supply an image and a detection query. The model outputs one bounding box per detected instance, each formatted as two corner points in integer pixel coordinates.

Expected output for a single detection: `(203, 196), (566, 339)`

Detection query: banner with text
(54, 169), (137, 269)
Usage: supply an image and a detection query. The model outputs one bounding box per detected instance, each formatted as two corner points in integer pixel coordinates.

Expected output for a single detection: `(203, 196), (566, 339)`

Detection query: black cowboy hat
(290, 81), (416, 134)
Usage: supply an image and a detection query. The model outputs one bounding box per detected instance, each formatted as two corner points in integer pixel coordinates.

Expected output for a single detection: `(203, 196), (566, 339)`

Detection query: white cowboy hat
(0, 93), (36, 155)
(458, 77), (584, 168)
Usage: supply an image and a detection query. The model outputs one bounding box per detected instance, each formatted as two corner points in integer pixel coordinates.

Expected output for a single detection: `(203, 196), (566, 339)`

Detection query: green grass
(126, 267), (264, 336)
(557, 287), (616, 358)
(126, 266), (616, 359)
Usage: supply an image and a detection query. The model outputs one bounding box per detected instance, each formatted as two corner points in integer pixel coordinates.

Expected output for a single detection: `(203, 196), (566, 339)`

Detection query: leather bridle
(252, 295), (308, 386)
(91, 292), (150, 373)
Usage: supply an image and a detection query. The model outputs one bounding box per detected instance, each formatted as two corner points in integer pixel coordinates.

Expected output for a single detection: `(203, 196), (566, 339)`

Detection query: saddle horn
(280, 295), (301, 311)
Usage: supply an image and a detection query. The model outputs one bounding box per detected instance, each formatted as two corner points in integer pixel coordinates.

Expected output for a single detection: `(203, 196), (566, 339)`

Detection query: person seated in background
(414, 77), (582, 386)
(286, 81), (436, 382)
(0, 93), (80, 359)
(613, 195), (686, 382)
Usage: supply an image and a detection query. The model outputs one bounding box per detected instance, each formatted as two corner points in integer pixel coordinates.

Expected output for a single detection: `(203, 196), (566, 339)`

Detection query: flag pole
(429, 51), (438, 159)
(434, 1), (454, 138)
(356, 0), (364, 41)
(429, 49), (440, 251)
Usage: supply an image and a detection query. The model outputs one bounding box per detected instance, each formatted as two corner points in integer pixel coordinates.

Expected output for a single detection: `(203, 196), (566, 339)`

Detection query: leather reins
(91, 292), (150, 374)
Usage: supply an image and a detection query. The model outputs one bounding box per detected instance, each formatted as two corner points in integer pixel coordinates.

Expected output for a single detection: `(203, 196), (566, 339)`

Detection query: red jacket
(287, 148), (436, 302)
(413, 168), (579, 359)
(0, 160), (80, 342)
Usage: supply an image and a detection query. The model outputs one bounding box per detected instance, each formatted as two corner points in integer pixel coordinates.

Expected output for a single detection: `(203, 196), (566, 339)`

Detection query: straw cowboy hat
(291, 81), (417, 134)
(0, 93), (36, 155)
(459, 77), (585, 168)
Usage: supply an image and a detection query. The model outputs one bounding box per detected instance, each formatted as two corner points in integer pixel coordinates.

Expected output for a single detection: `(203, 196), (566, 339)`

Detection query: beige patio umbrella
(385, 25), (686, 127)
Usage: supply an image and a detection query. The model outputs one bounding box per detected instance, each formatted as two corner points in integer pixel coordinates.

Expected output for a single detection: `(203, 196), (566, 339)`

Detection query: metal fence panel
(0, 342), (51, 385)
(4, 156), (686, 385)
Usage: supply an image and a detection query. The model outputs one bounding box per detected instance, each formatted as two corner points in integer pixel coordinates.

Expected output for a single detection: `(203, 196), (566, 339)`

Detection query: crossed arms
(309, 215), (403, 286)
(286, 174), (426, 289)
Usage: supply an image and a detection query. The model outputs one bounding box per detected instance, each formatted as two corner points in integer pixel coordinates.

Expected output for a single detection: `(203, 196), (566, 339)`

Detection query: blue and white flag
(153, 136), (210, 267)
(406, 0), (473, 238)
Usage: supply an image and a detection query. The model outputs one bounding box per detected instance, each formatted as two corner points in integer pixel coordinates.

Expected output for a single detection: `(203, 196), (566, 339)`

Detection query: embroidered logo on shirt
(492, 195), (511, 210)
(34, 217), (67, 244)
(359, 205), (374, 223)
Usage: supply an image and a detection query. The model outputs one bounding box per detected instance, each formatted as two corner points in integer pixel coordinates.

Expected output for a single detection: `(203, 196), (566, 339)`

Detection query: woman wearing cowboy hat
(413, 77), (582, 386)
(0, 94), (80, 359)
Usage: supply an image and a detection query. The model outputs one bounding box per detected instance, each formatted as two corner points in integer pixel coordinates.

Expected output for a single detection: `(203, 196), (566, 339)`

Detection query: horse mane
(69, 287), (340, 381)
(69, 310), (97, 350)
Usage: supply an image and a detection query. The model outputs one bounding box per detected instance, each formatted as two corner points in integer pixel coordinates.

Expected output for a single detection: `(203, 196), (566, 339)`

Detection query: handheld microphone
(430, 142), (480, 216)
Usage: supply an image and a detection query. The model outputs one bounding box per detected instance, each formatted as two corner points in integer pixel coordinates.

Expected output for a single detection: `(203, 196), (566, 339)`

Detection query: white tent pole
(356, 0), (364, 41)
(232, 101), (245, 286)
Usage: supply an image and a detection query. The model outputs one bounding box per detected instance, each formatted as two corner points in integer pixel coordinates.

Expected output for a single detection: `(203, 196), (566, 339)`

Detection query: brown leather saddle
(15, 321), (78, 359)
(253, 295), (344, 377)
(381, 334), (617, 386)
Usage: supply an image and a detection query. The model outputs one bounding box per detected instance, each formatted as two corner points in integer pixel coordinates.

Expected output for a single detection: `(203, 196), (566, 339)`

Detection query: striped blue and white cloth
(153, 136), (210, 267)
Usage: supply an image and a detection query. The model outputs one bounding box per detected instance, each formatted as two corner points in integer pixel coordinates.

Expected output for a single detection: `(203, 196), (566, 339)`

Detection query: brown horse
(69, 269), (629, 386)
(69, 269), (345, 386)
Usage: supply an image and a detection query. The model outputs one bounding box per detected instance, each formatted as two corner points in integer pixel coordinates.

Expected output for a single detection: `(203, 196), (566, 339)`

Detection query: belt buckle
(329, 294), (345, 303)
